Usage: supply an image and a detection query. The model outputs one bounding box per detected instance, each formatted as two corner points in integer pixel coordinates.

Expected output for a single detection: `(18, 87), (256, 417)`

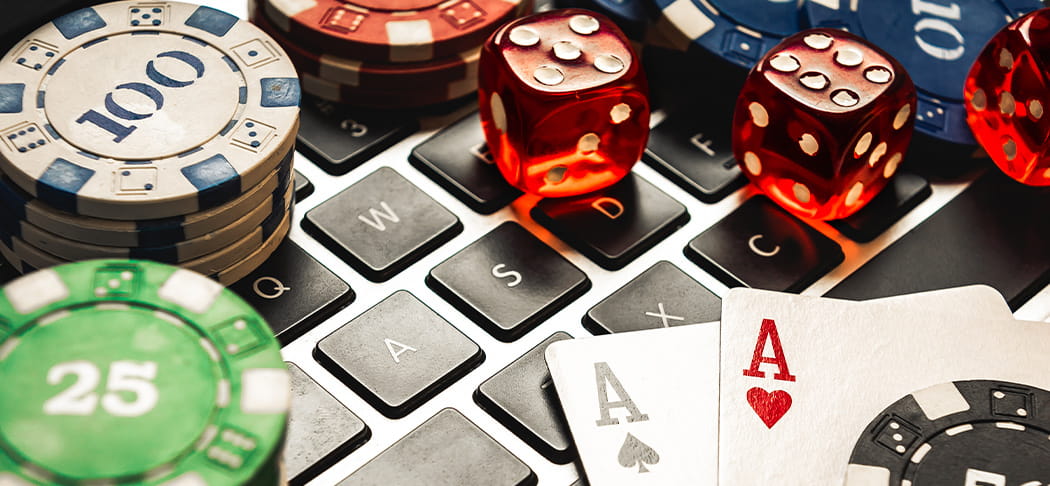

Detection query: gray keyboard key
(338, 409), (536, 486)
(303, 167), (462, 282)
(285, 363), (369, 485)
(476, 332), (574, 463)
(584, 261), (721, 334)
(316, 291), (483, 418)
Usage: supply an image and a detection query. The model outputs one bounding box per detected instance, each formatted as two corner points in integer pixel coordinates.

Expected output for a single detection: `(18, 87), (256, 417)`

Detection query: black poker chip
(846, 380), (1050, 485)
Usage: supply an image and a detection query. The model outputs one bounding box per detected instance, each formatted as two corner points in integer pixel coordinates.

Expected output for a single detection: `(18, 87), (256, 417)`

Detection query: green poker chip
(0, 260), (288, 485)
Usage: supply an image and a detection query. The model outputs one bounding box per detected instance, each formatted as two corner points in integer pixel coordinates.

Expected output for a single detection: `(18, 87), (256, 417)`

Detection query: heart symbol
(747, 387), (792, 428)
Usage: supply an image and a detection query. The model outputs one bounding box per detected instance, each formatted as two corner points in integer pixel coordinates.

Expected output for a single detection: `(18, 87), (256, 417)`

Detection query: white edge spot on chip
(386, 20), (434, 62)
(159, 471), (207, 486)
(217, 379), (231, 408)
(491, 92), (507, 132)
(843, 463), (890, 486)
(241, 368), (290, 414)
(158, 269), (223, 315)
(200, 338), (220, 362)
(154, 310), (184, 327)
(96, 303), (131, 311)
(910, 443), (933, 463)
(0, 472), (34, 486)
(911, 382), (970, 420)
(661, 0), (716, 41)
(5, 269), (69, 314)
(945, 423), (974, 436)
(996, 421), (1025, 431)
(319, 54), (362, 87)
(0, 338), (19, 361)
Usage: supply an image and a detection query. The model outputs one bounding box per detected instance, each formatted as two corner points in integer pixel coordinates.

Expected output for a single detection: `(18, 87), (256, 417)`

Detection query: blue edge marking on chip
(803, 0), (1044, 144)
(650, 0), (803, 69)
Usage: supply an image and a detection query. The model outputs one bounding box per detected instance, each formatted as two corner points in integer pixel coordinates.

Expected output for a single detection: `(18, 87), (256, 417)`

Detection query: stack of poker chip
(250, 0), (533, 109)
(0, 1), (301, 285)
(0, 260), (289, 485)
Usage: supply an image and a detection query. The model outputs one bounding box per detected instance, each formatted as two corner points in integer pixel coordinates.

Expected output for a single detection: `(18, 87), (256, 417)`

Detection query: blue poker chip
(558, 0), (652, 39)
(803, 0), (1043, 144)
(650, 0), (804, 68)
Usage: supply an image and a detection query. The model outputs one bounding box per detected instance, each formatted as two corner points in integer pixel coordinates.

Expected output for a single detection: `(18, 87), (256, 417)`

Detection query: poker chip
(0, 146), (293, 248)
(300, 72), (478, 109)
(2, 186), (292, 278)
(649, 0), (803, 68)
(9, 183), (292, 264)
(803, 0), (1043, 144)
(0, 259), (289, 485)
(251, 8), (481, 92)
(845, 380), (1050, 485)
(0, 1), (300, 220)
(260, 0), (531, 64)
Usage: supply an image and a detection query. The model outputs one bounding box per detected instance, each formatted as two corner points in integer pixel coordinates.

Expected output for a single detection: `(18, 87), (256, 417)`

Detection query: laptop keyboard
(4, 1), (1046, 485)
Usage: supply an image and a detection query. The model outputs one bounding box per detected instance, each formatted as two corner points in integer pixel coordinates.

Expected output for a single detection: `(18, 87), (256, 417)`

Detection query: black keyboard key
(643, 112), (746, 203)
(686, 196), (844, 292)
(304, 167), (462, 282)
(297, 97), (417, 175)
(830, 173), (931, 242)
(410, 112), (522, 214)
(230, 240), (353, 344)
(338, 409), (536, 486)
(475, 332), (574, 463)
(828, 172), (1050, 309)
(533, 174), (689, 270)
(293, 169), (314, 202)
(584, 261), (721, 334)
(316, 291), (484, 418)
(285, 363), (370, 485)
(428, 222), (590, 341)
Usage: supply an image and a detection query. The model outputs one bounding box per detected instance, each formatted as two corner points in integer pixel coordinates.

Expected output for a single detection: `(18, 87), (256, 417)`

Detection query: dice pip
(733, 29), (917, 220)
(479, 9), (650, 198)
(965, 8), (1050, 186)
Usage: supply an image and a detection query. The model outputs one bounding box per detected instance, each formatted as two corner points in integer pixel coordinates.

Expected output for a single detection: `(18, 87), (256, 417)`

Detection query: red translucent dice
(965, 8), (1050, 186)
(733, 29), (917, 221)
(479, 9), (650, 198)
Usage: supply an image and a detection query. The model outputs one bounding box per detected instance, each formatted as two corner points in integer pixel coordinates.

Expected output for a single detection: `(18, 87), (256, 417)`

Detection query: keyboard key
(828, 171), (1050, 309)
(829, 173), (931, 242)
(337, 408), (535, 486)
(584, 261), (721, 334)
(643, 111), (746, 203)
(230, 240), (353, 344)
(686, 196), (844, 292)
(429, 222), (590, 341)
(532, 174), (690, 270)
(475, 332), (574, 463)
(410, 112), (521, 214)
(304, 167), (462, 282)
(294, 169), (314, 202)
(316, 291), (484, 418)
(285, 363), (370, 485)
(297, 97), (417, 175)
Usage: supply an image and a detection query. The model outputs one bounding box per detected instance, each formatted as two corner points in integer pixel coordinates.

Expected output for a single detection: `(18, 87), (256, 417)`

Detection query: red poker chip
(300, 72), (477, 109)
(251, 8), (480, 91)
(260, 0), (533, 64)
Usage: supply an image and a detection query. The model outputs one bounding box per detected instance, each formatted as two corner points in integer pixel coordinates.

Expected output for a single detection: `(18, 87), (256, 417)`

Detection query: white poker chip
(0, 1), (300, 220)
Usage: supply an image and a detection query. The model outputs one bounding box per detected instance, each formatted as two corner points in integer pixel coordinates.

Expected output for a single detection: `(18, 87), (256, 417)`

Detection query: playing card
(545, 323), (720, 485)
(545, 285), (1010, 486)
(719, 288), (1050, 484)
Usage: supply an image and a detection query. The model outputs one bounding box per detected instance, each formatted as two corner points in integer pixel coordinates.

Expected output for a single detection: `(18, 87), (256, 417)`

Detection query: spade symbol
(618, 432), (660, 473)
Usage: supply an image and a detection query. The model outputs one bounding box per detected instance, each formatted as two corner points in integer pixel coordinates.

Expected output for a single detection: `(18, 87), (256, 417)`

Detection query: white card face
(862, 285), (1012, 319)
(718, 288), (1050, 484)
(545, 323), (720, 485)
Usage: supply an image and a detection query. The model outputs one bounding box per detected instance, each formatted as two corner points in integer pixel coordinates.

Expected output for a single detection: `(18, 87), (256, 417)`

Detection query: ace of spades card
(718, 288), (1050, 484)
(546, 323), (720, 485)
